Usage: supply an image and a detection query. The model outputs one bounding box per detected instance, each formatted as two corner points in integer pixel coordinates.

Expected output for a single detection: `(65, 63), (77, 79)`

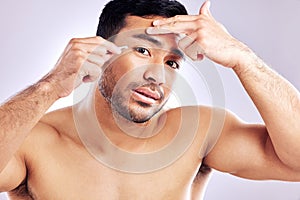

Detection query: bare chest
(22, 139), (203, 200)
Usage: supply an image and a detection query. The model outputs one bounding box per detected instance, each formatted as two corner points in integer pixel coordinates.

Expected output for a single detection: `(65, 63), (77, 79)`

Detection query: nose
(143, 64), (166, 85)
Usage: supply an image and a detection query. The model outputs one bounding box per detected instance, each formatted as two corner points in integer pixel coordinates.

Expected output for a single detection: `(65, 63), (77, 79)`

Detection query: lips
(132, 86), (162, 104)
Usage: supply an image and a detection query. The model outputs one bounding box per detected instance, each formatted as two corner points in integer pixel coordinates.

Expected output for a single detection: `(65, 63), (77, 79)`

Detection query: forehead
(123, 16), (164, 29)
(114, 16), (180, 51)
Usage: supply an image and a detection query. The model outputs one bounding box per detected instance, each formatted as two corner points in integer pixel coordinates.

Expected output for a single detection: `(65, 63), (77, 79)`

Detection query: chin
(131, 117), (152, 124)
(125, 109), (155, 123)
(115, 104), (160, 123)
(130, 106), (164, 123)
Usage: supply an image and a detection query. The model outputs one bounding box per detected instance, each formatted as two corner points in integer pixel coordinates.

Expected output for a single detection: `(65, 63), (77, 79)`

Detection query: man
(0, 0), (300, 199)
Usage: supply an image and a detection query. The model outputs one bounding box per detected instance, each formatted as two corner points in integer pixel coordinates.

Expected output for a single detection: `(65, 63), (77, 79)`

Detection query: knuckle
(196, 28), (205, 36)
(70, 48), (82, 55)
(195, 29), (206, 42)
(95, 36), (106, 44)
(99, 48), (107, 55)
(195, 19), (203, 27)
(70, 49), (86, 61)
(70, 38), (79, 44)
(93, 68), (102, 76)
(95, 36), (104, 41)
(98, 60), (105, 67)
(95, 45), (106, 53)
(174, 15), (180, 21)
(71, 42), (81, 50)
(77, 55), (86, 63)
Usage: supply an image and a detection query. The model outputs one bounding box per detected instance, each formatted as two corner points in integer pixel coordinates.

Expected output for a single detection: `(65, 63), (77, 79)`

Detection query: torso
(8, 105), (215, 200)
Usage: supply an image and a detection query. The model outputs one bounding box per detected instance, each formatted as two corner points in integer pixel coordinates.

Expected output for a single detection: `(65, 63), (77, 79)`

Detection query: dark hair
(96, 0), (188, 39)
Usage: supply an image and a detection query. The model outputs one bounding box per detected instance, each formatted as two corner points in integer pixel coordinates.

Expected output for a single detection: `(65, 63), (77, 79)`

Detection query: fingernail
(119, 46), (128, 51)
(153, 20), (160, 26)
(207, 1), (211, 10)
(113, 46), (127, 54)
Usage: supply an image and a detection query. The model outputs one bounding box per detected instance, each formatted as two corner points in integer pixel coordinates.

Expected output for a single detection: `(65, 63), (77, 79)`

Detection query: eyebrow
(132, 34), (162, 47)
(171, 48), (185, 60)
(131, 34), (185, 60)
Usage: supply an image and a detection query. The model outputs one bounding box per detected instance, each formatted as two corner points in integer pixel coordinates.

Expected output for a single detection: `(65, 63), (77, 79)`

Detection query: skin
(1, 1), (300, 200)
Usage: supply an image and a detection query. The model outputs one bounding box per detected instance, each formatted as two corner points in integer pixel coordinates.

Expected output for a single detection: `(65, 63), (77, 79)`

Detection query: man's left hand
(147, 1), (252, 69)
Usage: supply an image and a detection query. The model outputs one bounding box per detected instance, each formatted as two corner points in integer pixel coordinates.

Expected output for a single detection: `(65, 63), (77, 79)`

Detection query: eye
(166, 60), (180, 69)
(135, 47), (151, 56)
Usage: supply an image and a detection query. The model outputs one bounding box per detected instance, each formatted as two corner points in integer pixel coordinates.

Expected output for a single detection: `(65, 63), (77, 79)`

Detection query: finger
(178, 34), (196, 51)
(87, 43), (125, 56)
(178, 33), (205, 61)
(199, 1), (211, 16)
(78, 61), (102, 83)
(71, 36), (109, 44)
(89, 45), (107, 56)
(146, 27), (176, 35)
(147, 21), (198, 35)
(152, 15), (199, 26)
(84, 62), (103, 82)
(87, 53), (113, 67)
(184, 41), (198, 61)
(70, 36), (101, 44)
(72, 43), (107, 56)
(67, 42), (104, 56)
(184, 41), (205, 61)
(71, 37), (121, 55)
(101, 39), (122, 54)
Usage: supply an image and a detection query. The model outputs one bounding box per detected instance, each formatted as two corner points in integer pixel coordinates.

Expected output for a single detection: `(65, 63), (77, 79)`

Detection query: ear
(199, 1), (211, 16)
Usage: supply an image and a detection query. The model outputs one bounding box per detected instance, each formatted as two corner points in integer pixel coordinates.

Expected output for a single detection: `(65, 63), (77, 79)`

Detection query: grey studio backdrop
(0, 0), (300, 199)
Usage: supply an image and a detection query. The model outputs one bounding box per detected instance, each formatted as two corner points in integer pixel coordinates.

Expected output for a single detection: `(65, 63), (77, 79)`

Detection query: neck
(94, 87), (167, 142)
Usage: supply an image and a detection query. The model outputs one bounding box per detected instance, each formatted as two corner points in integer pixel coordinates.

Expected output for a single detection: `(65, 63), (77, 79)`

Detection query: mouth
(132, 87), (162, 105)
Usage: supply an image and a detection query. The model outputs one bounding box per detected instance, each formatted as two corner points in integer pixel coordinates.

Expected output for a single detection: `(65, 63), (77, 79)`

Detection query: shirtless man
(1, 0), (300, 199)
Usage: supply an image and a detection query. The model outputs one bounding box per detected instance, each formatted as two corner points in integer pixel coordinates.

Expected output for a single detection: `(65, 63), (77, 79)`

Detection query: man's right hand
(43, 36), (122, 99)
(0, 36), (122, 181)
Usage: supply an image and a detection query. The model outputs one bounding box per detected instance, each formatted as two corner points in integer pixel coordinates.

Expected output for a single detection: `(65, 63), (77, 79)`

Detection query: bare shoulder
(26, 106), (74, 137)
(0, 107), (76, 193)
(164, 105), (228, 157)
(40, 106), (76, 138)
(19, 106), (78, 160)
(165, 105), (226, 116)
(165, 105), (228, 128)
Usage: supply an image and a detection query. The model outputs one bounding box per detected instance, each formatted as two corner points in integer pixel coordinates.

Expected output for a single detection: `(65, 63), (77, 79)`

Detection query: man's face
(99, 16), (184, 123)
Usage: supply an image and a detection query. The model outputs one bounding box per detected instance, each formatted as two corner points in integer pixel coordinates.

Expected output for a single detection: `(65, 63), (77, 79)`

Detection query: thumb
(199, 1), (211, 16)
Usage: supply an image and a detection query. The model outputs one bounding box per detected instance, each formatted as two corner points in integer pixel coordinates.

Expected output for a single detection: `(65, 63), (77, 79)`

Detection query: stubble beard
(98, 68), (165, 123)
